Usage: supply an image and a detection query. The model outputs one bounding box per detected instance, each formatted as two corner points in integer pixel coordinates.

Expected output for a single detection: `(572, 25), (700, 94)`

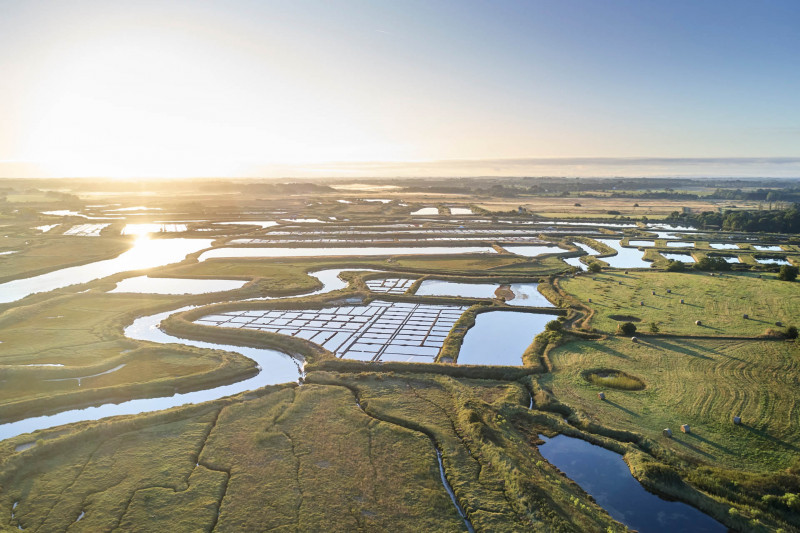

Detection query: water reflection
(0, 238), (214, 304)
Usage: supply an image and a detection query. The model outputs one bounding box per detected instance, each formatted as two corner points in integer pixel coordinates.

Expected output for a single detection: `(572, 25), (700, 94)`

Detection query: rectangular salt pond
(449, 207), (473, 215)
(756, 257), (791, 265)
(457, 311), (557, 365)
(365, 278), (416, 294)
(415, 280), (498, 299)
(709, 243), (740, 250)
(110, 276), (248, 294)
(215, 221), (279, 229)
(626, 240), (654, 247)
(666, 241), (694, 248)
(198, 246), (496, 261)
(753, 245), (783, 251)
(563, 256), (585, 270)
(502, 245), (565, 257)
(661, 252), (696, 263)
(411, 207), (439, 215)
(414, 280), (554, 307)
(196, 301), (468, 362)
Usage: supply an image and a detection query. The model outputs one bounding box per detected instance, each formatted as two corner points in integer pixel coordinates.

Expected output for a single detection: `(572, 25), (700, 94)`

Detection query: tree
(649, 322), (660, 333)
(778, 265), (798, 281)
(588, 262), (602, 273)
(618, 322), (637, 336)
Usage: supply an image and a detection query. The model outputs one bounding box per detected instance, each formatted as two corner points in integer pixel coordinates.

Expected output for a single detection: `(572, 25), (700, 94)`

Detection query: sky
(1, 0), (799, 179)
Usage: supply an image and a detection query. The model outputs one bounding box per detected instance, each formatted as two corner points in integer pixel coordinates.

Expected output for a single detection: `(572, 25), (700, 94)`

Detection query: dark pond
(538, 434), (727, 533)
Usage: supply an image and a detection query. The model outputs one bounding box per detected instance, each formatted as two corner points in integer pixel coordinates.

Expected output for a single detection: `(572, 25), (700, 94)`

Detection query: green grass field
(544, 336), (800, 471)
(561, 270), (800, 336)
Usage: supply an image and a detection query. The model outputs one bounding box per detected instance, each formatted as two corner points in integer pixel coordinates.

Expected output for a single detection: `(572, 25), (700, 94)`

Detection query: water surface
(199, 246), (496, 261)
(110, 276), (248, 294)
(415, 280), (498, 299)
(538, 434), (725, 532)
(0, 238), (213, 304)
(595, 239), (652, 269)
(458, 311), (556, 365)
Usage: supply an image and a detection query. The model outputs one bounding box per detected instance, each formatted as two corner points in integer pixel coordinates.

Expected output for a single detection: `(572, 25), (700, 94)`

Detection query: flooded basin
(457, 311), (557, 366)
(595, 239), (652, 269)
(753, 245), (783, 251)
(506, 283), (554, 307)
(709, 243), (740, 250)
(110, 276), (248, 294)
(661, 252), (696, 263)
(503, 245), (565, 257)
(0, 238), (214, 304)
(627, 240), (654, 247)
(538, 434), (725, 532)
(198, 246), (496, 261)
(415, 280), (498, 299)
(666, 241), (694, 248)
(756, 257), (791, 265)
(365, 278), (416, 294)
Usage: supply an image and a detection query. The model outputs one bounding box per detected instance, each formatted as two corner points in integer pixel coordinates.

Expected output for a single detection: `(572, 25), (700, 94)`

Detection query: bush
(665, 260), (685, 272)
(693, 256), (732, 271)
(786, 326), (798, 339)
(587, 262), (602, 273)
(617, 322), (637, 336)
(779, 265), (799, 281)
(648, 322), (659, 333)
(545, 320), (563, 332)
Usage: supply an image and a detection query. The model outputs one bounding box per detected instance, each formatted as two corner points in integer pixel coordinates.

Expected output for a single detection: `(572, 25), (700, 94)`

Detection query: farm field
(561, 270), (800, 337)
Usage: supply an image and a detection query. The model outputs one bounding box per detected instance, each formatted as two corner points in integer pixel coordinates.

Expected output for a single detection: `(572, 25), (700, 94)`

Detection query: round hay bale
(662, 428), (673, 438)
(631, 336), (638, 343)
(640, 301), (644, 306)
(651, 291), (656, 295)
(733, 416), (742, 425)
(695, 320), (702, 326)
(681, 424), (691, 434)
(598, 392), (605, 400)
(776, 321), (783, 327)
(666, 289), (671, 293)
(680, 299), (685, 304)
(743, 314), (748, 319)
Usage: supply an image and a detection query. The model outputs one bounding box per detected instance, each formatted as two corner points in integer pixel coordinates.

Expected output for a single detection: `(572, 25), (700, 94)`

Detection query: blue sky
(1, 0), (798, 177)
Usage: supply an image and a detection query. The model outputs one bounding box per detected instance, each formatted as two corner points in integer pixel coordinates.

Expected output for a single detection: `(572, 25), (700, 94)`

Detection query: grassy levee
(0, 347), (256, 424)
(0, 292), (266, 421)
(306, 359), (541, 381)
(561, 269), (800, 336)
(0, 381), (473, 532)
(307, 371), (626, 532)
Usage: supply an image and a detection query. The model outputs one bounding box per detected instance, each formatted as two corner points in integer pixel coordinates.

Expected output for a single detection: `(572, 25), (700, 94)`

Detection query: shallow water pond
(457, 311), (557, 365)
(415, 280), (498, 299)
(198, 246), (496, 261)
(538, 434), (725, 532)
(503, 245), (565, 257)
(661, 252), (696, 263)
(595, 239), (652, 269)
(110, 276), (248, 294)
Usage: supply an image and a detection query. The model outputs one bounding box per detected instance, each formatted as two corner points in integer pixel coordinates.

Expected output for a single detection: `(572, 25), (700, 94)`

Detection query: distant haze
(1, 1), (798, 178)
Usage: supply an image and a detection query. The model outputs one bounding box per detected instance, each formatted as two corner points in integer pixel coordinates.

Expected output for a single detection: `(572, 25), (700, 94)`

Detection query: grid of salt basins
(364, 278), (415, 294)
(195, 301), (466, 362)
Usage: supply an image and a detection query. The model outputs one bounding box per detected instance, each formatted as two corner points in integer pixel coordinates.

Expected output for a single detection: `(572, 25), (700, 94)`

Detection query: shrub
(617, 322), (637, 336)
(665, 260), (685, 272)
(693, 256), (731, 271)
(778, 265), (798, 281)
(648, 322), (659, 333)
(786, 326), (798, 339)
(545, 320), (563, 332)
(587, 262), (602, 273)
